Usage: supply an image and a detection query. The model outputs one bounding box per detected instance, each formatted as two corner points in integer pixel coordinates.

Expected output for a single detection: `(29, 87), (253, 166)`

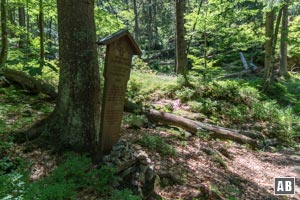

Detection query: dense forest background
(1, 0), (300, 199)
(1, 0), (299, 76)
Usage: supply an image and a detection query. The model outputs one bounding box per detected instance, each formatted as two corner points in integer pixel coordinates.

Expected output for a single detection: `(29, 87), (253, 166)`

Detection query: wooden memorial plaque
(98, 30), (141, 154)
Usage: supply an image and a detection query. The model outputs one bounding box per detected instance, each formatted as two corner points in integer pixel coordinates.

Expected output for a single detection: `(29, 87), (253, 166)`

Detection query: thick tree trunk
(280, 3), (289, 77)
(262, 10), (274, 91)
(46, 0), (101, 157)
(0, 0), (8, 66)
(14, 0), (102, 161)
(175, 0), (188, 75)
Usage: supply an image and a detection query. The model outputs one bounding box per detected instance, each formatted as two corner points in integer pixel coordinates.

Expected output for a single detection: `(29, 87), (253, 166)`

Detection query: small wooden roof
(98, 29), (142, 56)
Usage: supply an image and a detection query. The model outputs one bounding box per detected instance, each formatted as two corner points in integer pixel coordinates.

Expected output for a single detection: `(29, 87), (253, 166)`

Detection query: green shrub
(123, 114), (147, 129)
(25, 153), (118, 200)
(204, 80), (240, 101)
(175, 87), (196, 102)
(110, 189), (141, 200)
(136, 134), (177, 156)
(132, 58), (153, 73)
(187, 101), (203, 113)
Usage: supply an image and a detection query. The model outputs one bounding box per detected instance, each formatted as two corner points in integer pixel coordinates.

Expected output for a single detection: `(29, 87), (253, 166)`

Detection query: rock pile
(103, 140), (159, 198)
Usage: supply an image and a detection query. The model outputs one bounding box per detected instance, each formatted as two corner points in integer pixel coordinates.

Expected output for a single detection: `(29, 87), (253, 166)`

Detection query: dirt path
(123, 127), (300, 200)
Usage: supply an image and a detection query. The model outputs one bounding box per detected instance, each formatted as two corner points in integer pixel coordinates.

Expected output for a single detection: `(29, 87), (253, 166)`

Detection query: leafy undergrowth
(128, 70), (300, 146)
(1, 69), (300, 199)
(0, 86), (141, 200)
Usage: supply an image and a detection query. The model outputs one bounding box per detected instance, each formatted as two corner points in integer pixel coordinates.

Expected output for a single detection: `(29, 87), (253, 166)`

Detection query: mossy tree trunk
(34, 0), (101, 160)
(0, 0), (8, 66)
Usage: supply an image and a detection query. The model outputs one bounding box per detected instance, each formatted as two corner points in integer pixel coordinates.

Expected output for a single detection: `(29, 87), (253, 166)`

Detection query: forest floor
(120, 96), (300, 199)
(1, 70), (300, 199)
(122, 126), (300, 199)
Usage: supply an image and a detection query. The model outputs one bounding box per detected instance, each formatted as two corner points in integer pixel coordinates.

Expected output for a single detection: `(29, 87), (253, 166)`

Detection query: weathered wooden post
(98, 30), (141, 155)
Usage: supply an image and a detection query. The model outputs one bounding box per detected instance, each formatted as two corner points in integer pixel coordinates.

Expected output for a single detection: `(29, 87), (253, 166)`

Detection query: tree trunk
(38, 0), (45, 69)
(133, 0), (139, 42)
(18, 6), (26, 49)
(147, 0), (153, 50)
(176, 0), (188, 75)
(26, 0), (30, 57)
(0, 0), (8, 66)
(262, 10), (274, 91)
(8, 5), (16, 37)
(280, 3), (289, 77)
(17, 0), (102, 161)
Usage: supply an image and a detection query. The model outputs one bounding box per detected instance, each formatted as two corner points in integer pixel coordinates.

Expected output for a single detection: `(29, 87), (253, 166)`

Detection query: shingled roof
(98, 29), (142, 56)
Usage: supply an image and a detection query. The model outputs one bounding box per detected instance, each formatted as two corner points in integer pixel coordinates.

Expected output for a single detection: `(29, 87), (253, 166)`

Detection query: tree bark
(49, 0), (101, 157)
(18, 6), (26, 49)
(15, 0), (102, 161)
(262, 10), (274, 91)
(279, 2), (289, 77)
(133, 0), (139, 42)
(147, 109), (259, 148)
(175, 0), (188, 75)
(0, 0), (8, 66)
(38, 0), (45, 69)
(1, 68), (57, 99)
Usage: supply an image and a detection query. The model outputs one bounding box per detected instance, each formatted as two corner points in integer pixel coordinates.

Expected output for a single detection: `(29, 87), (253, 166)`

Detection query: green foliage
(186, 0), (264, 67)
(181, 78), (300, 145)
(0, 152), (139, 200)
(127, 71), (178, 103)
(175, 87), (196, 103)
(132, 58), (153, 73)
(136, 134), (177, 156)
(123, 114), (147, 129)
(110, 189), (141, 200)
(25, 153), (118, 200)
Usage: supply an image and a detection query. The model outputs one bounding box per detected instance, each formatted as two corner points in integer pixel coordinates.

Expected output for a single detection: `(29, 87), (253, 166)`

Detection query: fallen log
(1, 68), (57, 99)
(146, 109), (259, 148)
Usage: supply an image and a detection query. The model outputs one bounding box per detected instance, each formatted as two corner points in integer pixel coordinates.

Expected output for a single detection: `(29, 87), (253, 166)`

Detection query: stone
(103, 155), (111, 162)
(112, 144), (125, 151)
(139, 157), (151, 165)
(139, 172), (146, 184)
(139, 164), (148, 174)
(120, 166), (134, 178)
(146, 166), (155, 181)
(136, 150), (148, 160)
